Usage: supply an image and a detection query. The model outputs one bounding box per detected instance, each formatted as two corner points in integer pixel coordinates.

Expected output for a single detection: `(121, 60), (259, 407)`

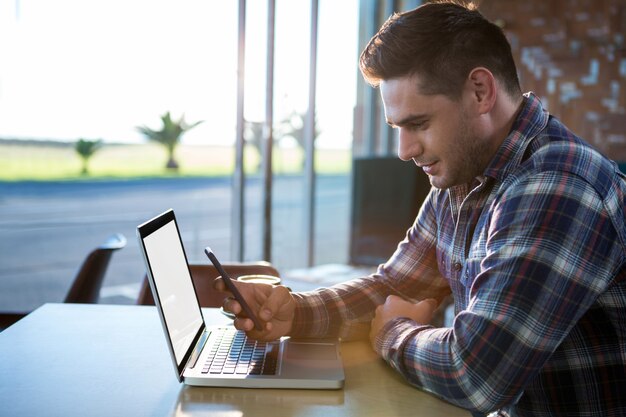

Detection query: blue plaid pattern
(291, 93), (626, 416)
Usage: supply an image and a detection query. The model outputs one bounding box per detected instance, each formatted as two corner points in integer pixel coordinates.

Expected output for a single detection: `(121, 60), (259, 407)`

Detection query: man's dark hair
(359, 1), (521, 99)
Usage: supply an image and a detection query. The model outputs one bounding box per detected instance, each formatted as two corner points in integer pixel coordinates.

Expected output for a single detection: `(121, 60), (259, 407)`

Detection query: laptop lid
(137, 208), (205, 382)
(137, 209), (345, 389)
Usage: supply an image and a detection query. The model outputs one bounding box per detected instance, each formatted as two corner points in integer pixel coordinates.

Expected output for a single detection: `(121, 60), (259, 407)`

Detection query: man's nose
(397, 130), (423, 161)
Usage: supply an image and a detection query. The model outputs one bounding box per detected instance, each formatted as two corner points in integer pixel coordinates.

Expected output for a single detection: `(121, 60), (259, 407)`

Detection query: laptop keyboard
(201, 328), (278, 376)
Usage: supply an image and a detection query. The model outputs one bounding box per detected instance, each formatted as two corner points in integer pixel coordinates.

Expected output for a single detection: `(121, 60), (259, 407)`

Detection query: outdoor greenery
(136, 112), (203, 170)
(0, 140), (351, 181)
(244, 111), (321, 171)
(74, 138), (103, 175)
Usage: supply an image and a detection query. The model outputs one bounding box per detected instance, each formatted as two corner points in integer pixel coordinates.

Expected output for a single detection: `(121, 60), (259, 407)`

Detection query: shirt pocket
(460, 256), (482, 289)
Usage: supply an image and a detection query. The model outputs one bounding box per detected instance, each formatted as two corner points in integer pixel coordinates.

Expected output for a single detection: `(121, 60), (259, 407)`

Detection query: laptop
(136, 209), (345, 389)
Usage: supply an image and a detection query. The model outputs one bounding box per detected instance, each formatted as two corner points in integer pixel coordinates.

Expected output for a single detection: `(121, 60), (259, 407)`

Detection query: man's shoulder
(517, 115), (623, 198)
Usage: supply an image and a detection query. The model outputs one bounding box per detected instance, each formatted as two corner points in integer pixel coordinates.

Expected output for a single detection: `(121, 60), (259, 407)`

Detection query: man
(217, 2), (626, 416)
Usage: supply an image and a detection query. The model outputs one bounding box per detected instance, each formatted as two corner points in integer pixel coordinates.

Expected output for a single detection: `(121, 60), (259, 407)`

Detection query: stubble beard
(430, 111), (492, 190)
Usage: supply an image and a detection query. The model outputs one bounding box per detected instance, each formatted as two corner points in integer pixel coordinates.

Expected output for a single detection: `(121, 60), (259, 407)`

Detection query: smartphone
(204, 247), (263, 331)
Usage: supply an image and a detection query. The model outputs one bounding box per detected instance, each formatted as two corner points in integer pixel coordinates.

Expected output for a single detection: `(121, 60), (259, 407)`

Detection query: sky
(0, 0), (358, 148)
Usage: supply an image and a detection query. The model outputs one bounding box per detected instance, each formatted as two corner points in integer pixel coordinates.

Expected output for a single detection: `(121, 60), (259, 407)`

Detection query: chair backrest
(136, 262), (280, 308)
(349, 156), (431, 266)
(64, 233), (127, 304)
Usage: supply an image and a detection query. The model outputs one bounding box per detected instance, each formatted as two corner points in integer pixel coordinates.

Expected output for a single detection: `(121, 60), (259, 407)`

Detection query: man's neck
(484, 92), (524, 159)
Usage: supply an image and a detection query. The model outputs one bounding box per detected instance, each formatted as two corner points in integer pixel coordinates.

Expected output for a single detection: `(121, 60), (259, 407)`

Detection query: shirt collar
(482, 92), (550, 181)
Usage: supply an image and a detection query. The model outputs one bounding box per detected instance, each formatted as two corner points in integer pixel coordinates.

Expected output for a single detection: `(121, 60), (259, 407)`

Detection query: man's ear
(467, 67), (496, 114)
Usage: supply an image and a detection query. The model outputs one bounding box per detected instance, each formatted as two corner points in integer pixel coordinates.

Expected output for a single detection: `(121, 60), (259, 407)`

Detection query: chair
(136, 262), (280, 307)
(349, 156), (431, 266)
(64, 233), (127, 304)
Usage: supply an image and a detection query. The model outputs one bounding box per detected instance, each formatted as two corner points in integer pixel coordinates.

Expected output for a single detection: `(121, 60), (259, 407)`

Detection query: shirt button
(453, 262), (462, 272)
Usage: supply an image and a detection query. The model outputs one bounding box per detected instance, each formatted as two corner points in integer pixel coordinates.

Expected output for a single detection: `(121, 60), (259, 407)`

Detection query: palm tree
(276, 110), (321, 150)
(74, 138), (103, 175)
(276, 111), (321, 169)
(136, 112), (203, 170)
(244, 119), (265, 173)
(245, 111), (321, 171)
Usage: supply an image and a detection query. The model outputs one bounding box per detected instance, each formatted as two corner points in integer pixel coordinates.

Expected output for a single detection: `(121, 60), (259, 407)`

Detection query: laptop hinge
(187, 330), (210, 369)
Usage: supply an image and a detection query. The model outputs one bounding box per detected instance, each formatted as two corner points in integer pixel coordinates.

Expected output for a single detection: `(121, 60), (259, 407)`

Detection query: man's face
(380, 75), (493, 189)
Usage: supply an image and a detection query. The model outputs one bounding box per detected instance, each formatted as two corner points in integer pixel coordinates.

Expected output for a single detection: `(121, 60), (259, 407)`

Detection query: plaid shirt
(291, 93), (626, 416)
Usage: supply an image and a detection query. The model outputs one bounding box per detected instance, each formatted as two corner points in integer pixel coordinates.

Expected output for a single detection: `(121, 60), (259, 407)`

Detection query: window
(0, 0), (358, 313)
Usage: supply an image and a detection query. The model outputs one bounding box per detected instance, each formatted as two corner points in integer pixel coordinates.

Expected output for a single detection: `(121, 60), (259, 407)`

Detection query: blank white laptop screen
(142, 220), (203, 365)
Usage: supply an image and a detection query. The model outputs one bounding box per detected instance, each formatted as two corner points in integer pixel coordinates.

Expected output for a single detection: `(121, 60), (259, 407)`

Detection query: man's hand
(369, 295), (438, 346)
(214, 277), (296, 341)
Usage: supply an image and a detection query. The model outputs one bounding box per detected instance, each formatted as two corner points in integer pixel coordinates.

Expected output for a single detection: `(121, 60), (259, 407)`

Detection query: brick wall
(479, 0), (626, 161)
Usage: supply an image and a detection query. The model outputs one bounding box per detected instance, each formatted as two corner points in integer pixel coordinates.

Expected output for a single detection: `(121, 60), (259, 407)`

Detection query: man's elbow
(417, 371), (522, 414)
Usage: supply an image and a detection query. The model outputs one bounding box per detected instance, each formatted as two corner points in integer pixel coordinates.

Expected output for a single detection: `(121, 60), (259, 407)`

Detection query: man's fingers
(413, 298), (438, 322)
(213, 276), (230, 293)
(416, 298), (438, 312)
(223, 297), (242, 315)
(422, 298), (438, 308)
(385, 294), (403, 304)
(233, 316), (255, 332)
(233, 316), (273, 338)
(213, 277), (226, 294)
(259, 285), (291, 321)
(215, 279), (294, 341)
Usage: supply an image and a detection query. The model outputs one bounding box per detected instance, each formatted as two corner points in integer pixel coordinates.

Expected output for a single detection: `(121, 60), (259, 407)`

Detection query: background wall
(480, 0), (626, 161)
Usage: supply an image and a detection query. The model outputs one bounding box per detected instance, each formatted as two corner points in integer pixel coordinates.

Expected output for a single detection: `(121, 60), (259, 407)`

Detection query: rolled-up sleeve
(289, 188), (450, 340)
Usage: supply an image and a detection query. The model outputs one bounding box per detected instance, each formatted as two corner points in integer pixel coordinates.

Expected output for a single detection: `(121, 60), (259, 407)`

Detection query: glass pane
(0, 0), (359, 313)
(0, 0), (239, 312)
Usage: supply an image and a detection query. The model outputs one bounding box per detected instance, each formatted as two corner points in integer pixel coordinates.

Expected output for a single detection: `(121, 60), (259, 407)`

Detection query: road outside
(0, 175), (352, 313)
